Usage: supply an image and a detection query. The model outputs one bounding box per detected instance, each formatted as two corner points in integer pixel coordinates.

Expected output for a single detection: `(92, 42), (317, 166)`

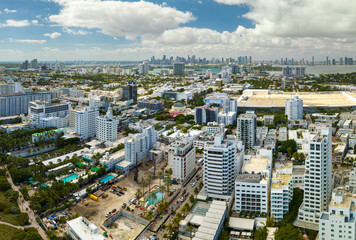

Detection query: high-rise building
(168, 134), (196, 184)
(319, 188), (356, 240)
(30, 59), (38, 69)
(0, 80), (22, 96)
(173, 62), (185, 75)
(28, 100), (71, 128)
(0, 92), (52, 117)
(138, 61), (149, 75)
(123, 82), (137, 103)
(204, 93), (237, 113)
(237, 111), (257, 149)
(137, 99), (163, 111)
(285, 96), (303, 120)
(204, 134), (243, 198)
(194, 105), (219, 124)
(75, 104), (99, 140)
(298, 125), (332, 225)
(125, 125), (157, 165)
(96, 106), (118, 142)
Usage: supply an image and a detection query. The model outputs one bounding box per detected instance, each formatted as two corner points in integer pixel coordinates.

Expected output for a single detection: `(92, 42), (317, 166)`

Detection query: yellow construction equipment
(89, 194), (99, 201)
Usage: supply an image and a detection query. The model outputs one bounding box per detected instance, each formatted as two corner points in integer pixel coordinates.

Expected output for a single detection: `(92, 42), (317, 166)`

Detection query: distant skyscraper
(312, 56), (314, 65)
(326, 56), (329, 65)
(138, 61), (149, 75)
(123, 82), (137, 103)
(30, 59), (38, 69)
(285, 96), (303, 120)
(173, 62), (185, 75)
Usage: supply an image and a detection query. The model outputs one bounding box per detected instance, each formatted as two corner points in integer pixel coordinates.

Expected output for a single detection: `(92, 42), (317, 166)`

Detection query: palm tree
(158, 171), (164, 189)
(163, 233), (168, 240)
(136, 189), (142, 199)
(146, 210), (154, 220)
(166, 168), (173, 176)
(147, 174), (153, 193)
(172, 217), (180, 227)
(141, 179), (147, 195)
(165, 175), (172, 193)
(159, 185), (165, 202)
(187, 224), (194, 240)
(194, 187), (199, 196)
(150, 191), (157, 204)
(167, 223), (174, 235)
(157, 202), (165, 213)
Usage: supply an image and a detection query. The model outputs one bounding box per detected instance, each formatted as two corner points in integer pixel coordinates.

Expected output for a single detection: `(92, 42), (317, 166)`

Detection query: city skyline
(1, 0), (356, 61)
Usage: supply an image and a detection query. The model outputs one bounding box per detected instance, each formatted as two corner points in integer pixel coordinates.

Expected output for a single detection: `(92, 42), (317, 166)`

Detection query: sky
(1, 0), (356, 61)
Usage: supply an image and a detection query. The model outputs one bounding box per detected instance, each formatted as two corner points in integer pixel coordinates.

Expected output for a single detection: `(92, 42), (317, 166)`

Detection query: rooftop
(271, 174), (292, 189)
(243, 157), (269, 174)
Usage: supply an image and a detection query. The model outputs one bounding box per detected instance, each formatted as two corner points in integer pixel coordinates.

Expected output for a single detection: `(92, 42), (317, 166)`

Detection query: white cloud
(31, 20), (39, 25)
(9, 38), (47, 44)
(62, 27), (91, 35)
(4, 8), (17, 13)
(215, 0), (356, 38)
(1, 19), (31, 27)
(44, 32), (62, 39)
(49, 0), (195, 39)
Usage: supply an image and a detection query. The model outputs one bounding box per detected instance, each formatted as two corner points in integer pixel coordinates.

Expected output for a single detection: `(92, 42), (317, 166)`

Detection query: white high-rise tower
(96, 106), (118, 142)
(285, 96), (303, 120)
(298, 125), (333, 225)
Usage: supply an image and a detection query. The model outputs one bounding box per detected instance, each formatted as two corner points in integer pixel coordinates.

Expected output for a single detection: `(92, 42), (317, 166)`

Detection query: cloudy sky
(1, 0), (356, 61)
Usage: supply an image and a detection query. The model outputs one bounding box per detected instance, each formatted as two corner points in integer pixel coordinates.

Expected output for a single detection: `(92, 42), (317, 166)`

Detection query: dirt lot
(108, 216), (145, 240)
(70, 160), (165, 239)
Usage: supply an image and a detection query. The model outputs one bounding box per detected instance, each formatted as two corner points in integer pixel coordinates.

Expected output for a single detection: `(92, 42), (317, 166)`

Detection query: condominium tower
(237, 111), (257, 149)
(298, 125), (332, 225)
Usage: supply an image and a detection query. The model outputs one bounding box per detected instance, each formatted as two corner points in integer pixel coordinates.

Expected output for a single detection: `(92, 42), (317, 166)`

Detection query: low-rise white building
(270, 162), (293, 221)
(319, 188), (356, 240)
(100, 149), (125, 170)
(67, 216), (105, 240)
(235, 155), (271, 214)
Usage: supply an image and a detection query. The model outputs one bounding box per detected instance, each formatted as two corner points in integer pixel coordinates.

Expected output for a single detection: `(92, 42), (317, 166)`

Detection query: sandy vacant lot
(238, 92), (356, 107)
(108, 216), (145, 240)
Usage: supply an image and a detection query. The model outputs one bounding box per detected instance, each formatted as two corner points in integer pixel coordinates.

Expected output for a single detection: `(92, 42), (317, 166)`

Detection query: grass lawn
(0, 191), (28, 226)
(0, 224), (41, 240)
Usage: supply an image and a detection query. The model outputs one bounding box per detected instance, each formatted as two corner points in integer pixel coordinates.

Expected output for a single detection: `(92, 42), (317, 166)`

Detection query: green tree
(275, 224), (303, 240)
(254, 226), (268, 240)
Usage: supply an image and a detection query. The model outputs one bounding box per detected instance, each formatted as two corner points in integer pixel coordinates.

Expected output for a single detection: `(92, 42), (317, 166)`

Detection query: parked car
(112, 209), (117, 213)
(150, 235), (158, 240)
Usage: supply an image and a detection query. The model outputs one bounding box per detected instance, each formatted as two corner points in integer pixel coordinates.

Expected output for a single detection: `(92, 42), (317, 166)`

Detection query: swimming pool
(147, 191), (165, 205)
(100, 175), (114, 183)
(61, 174), (78, 183)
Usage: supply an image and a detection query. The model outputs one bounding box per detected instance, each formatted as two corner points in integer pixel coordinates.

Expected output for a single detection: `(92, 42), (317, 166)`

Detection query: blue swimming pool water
(100, 175), (114, 183)
(147, 191), (165, 205)
(61, 174), (78, 183)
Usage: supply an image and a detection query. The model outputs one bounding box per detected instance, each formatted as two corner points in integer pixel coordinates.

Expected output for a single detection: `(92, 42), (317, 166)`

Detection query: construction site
(69, 160), (167, 240)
